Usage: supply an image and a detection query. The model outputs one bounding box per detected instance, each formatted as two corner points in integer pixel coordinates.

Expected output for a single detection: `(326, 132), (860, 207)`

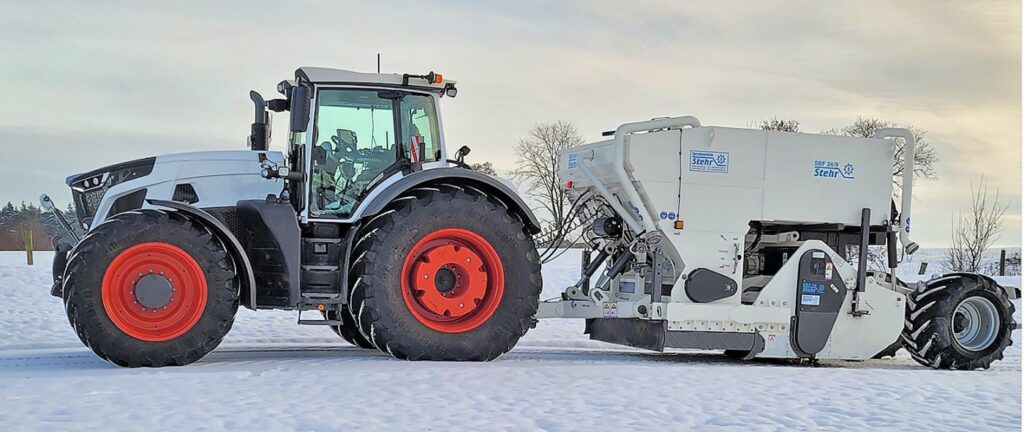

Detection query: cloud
(1, 0), (1019, 247)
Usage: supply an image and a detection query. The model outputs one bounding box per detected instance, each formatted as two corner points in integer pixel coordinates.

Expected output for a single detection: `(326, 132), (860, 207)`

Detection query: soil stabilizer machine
(542, 116), (1018, 369)
(42, 67), (1016, 369)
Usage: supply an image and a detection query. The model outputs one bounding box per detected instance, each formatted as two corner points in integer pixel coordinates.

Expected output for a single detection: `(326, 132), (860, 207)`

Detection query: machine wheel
(902, 274), (1016, 370)
(348, 186), (542, 360)
(322, 308), (375, 349)
(62, 210), (239, 367)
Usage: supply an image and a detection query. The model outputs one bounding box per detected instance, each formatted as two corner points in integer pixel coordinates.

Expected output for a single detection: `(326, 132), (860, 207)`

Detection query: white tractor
(42, 68), (1016, 369)
(44, 68), (542, 366)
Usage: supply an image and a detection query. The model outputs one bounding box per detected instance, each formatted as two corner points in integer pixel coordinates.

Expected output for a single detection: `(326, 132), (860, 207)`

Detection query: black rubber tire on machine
(62, 210), (239, 367)
(902, 274), (1016, 370)
(348, 186), (542, 360)
(322, 307), (375, 349)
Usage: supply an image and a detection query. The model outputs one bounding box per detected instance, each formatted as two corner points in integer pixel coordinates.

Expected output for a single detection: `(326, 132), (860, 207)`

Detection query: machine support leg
(580, 249), (592, 294)
(647, 248), (665, 309)
(887, 227), (898, 291)
(852, 208), (870, 316)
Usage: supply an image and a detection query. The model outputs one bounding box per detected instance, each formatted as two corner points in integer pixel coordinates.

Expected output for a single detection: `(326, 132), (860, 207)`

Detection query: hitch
(39, 194), (80, 243)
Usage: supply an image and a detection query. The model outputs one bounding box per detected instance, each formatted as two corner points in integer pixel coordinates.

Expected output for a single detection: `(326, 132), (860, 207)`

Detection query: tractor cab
(247, 67), (459, 220)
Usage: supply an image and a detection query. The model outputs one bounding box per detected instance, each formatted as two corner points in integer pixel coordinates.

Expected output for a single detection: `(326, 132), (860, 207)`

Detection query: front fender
(146, 199), (258, 309)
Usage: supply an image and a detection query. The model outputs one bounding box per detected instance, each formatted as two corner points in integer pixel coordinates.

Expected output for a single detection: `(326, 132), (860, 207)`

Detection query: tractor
(43, 67), (1017, 370)
(44, 67), (542, 366)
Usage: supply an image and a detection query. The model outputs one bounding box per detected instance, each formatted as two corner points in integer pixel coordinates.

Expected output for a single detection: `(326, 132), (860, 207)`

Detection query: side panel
(791, 250), (848, 356)
(763, 132), (893, 226)
(237, 200), (302, 309)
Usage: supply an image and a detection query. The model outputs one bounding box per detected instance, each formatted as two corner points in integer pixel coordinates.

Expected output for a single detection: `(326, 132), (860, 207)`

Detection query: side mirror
(455, 145), (471, 163)
(248, 91), (269, 151)
(290, 86), (311, 133)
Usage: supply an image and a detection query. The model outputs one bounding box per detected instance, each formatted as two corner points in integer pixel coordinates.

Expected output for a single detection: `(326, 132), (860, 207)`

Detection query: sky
(0, 0), (1020, 247)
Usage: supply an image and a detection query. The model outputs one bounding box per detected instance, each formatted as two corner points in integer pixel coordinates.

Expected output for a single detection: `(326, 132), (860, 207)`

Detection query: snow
(0, 251), (1020, 431)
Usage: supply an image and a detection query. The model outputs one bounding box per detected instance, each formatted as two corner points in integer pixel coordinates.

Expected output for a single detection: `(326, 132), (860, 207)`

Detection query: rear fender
(358, 168), (541, 234)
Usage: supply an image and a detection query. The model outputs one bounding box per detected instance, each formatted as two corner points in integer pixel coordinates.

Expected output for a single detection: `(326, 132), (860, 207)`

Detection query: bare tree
(759, 117), (800, 132)
(470, 161), (497, 175)
(511, 121), (584, 235)
(823, 116), (938, 191)
(944, 178), (1008, 273)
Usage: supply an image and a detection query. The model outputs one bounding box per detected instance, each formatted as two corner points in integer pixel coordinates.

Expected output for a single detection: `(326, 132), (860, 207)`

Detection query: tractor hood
(64, 150), (285, 229)
(65, 151), (279, 187)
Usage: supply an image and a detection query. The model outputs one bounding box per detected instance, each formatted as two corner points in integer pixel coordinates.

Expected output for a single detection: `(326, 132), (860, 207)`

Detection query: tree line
(0, 201), (72, 251)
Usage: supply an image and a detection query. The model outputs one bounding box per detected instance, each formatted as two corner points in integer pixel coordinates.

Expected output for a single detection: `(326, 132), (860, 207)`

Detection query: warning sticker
(801, 295), (821, 306)
(825, 263), (833, 280)
(602, 302), (618, 318)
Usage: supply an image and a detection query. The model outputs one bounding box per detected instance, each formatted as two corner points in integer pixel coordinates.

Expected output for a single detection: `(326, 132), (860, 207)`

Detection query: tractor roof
(296, 67), (455, 90)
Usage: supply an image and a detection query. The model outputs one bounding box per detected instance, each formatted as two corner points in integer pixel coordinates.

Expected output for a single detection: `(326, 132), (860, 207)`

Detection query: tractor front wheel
(62, 210), (239, 367)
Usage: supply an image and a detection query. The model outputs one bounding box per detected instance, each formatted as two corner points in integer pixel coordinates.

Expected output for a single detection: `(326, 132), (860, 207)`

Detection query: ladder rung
(302, 265), (340, 271)
(298, 319), (343, 326)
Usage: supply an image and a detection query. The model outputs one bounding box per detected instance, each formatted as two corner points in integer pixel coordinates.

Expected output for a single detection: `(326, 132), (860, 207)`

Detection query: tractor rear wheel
(62, 210), (239, 367)
(348, 186), (542, 360)
(902, 274), (1016, 370)
(322, 307), (375, 349)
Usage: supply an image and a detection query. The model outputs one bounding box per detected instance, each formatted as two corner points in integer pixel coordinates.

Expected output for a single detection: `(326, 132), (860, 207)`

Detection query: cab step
(298, 319), (343, 326)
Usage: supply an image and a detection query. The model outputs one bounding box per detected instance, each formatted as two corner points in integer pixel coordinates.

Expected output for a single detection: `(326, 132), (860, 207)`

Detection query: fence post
(999, 249), (1006, 276)
(23, 229), (33, 266)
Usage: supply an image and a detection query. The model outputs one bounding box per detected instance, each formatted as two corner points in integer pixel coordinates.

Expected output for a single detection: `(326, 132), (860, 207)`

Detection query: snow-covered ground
(0, 250), (1020, 431)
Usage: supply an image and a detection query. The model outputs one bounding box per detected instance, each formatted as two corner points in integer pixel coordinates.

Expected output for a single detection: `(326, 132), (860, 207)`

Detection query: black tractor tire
(322, 308), (375, 349)
(902, 274), (1016, 370)
(348, 186), (542, 361)
(62, 210), (239, 367)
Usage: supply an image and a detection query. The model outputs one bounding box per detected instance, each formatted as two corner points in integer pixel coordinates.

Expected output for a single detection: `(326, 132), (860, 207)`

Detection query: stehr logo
(567, 153), (578, 170)
(813, 160), (855, 180)
(689, 150), (729, 173)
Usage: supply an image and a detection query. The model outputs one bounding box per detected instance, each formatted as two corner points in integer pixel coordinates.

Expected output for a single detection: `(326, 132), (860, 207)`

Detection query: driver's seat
(332, 129), (357, 149)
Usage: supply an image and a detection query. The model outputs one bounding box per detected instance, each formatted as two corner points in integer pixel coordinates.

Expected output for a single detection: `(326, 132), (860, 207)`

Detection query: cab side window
(401, 95), (441, 162)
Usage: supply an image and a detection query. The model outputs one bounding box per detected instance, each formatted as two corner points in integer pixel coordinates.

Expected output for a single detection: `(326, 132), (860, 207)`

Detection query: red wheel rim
(401, 228), (505, 333)
(101, 242), (207, 342)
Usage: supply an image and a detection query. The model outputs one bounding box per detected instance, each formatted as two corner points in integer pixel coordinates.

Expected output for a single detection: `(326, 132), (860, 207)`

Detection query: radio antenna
(377, 53), (381, 73)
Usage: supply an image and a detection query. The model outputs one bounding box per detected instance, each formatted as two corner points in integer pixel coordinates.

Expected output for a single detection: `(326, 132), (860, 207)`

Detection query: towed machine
(43, 67), (1017, 369)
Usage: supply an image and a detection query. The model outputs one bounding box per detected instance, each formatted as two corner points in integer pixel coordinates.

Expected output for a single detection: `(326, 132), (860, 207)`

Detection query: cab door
(307, 89), (399, 218)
